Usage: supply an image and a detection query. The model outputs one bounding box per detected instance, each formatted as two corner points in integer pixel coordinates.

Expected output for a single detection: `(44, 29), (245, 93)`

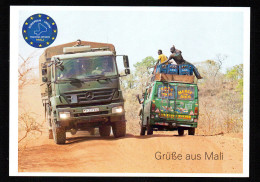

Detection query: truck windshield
(56, 56), (117, 80)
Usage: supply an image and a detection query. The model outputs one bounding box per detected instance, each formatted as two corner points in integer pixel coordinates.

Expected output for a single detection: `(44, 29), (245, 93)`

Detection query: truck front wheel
(52, 123), (66, 144)
(146, 118), (153, 135)
(188, 128), (195, 135)
(112, 121), (126, 138)
(99, 125), (111, 137)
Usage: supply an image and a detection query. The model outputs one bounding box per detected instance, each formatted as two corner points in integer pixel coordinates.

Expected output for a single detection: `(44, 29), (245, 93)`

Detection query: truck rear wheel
(188, 128), (195, 135)
(99, 125), (111, 137)
(112, 121), (126, 138)
(52, 123), (66, 144)
(147, 118), (153, 135)
(178, 128), (184, 136)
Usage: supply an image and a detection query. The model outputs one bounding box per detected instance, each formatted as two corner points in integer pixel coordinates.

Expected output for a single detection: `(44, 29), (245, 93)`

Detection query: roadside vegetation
(18, 52), (244, 146)
(18, 52), (43, 150)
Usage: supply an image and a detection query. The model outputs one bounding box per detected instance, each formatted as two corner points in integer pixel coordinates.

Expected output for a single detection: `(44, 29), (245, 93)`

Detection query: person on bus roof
(73, 39), (83, 47)
(157, 50), (168, 65)
(161, 45), (203, 79)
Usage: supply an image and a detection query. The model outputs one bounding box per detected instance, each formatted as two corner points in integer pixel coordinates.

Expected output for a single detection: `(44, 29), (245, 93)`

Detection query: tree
(134, 56), (156, 92)
(225, 64), (243, 99)
(18, 51), (39, 89)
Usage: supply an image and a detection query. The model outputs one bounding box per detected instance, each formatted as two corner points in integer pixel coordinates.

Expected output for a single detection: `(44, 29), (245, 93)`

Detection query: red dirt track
(18, 84), (243, 173)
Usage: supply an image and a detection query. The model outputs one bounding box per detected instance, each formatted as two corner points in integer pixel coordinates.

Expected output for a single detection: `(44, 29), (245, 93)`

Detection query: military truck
(39, 41), (130, 144)
(137, 73), (199, 136)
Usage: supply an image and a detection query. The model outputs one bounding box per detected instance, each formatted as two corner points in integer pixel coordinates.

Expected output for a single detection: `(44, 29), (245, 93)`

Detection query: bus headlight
(112, 106), (123, 113)
(59, 112), (70, 119)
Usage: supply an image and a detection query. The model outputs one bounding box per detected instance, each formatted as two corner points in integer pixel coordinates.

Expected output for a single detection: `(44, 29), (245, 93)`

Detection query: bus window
(177, 86), (195, 100)
(157, 85), (174, 99)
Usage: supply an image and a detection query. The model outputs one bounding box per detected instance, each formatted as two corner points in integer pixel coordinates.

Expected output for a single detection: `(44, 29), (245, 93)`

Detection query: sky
(18, 7), (248, 73)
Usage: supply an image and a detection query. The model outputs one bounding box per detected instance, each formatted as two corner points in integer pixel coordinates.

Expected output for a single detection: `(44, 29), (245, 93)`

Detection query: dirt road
(18, 130), (243, 173)
(18, 84), (243, 173)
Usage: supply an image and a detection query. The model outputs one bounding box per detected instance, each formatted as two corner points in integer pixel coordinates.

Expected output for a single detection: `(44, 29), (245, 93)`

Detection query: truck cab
(40, 42), (130, 144)
(139, 81), (199, 136)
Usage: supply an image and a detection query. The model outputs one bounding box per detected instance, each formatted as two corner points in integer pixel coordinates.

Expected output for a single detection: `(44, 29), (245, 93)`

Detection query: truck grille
(74, 111), (109, 117)
(64, 89), (115, 104)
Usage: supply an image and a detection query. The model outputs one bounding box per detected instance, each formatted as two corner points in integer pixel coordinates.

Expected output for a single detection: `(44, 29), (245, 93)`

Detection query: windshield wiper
(86, 74), (118, 81)
(58, 78), (84, 83)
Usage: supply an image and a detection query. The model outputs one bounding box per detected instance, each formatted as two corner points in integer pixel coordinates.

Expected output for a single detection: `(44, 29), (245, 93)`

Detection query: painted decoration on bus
(175, 107), (189, 114)
(177, 86), (194, 100)
(158, 85), (174, 99)
(160, 106), (174, 113)
(158, 113), (192, 120)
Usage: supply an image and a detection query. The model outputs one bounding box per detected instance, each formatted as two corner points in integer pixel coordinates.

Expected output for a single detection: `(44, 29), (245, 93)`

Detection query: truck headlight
(112, 106), (123, 113)
(59, 112), (70, 119)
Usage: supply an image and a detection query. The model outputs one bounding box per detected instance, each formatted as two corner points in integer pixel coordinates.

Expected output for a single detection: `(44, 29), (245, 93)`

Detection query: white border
(10, 6), (250, 177)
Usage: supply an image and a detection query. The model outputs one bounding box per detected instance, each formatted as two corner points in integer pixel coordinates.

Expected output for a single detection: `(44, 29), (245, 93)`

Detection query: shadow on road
(65, 133), (187, 145)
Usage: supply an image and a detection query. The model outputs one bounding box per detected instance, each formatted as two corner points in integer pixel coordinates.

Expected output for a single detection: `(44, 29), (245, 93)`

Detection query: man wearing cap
(162, 45), (203, 79)
(74, 39), (83, 47)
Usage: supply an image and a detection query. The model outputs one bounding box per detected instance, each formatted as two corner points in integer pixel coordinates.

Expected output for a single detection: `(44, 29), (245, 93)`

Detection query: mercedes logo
(85, 92), (94, 100)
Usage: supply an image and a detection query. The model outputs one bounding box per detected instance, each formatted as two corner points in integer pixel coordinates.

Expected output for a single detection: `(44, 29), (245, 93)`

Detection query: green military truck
(39, 41), (130, 144)
(138, 75), (199, 136)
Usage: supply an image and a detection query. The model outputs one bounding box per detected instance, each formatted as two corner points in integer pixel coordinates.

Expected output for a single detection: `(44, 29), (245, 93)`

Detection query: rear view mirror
(42, 77), (47, 82)
(136, 94), (141, 104)
(123, 55), (129, 68)
(125, 68), (130, 75)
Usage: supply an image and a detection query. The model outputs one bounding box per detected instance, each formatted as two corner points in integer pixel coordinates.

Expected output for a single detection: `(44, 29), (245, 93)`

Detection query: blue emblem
(22, 14), (58, 48)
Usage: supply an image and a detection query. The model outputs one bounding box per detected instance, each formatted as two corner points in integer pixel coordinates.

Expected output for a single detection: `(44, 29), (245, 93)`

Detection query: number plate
(83, 108), (100, 113)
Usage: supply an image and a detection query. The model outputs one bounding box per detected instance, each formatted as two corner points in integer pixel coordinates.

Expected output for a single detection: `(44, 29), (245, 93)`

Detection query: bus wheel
(178, 128), (184, 136)
(140, 126), (146, 136)
(147, 118), (153, 135)
(188, 128), (195, 135)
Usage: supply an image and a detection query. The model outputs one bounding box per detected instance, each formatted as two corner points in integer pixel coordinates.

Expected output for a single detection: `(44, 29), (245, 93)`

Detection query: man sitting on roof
(73, 39), (83, 47)
(161, 45), (203, 79)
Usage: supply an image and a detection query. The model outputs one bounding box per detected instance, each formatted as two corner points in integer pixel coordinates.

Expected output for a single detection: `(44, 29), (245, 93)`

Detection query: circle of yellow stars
(23, 14), (57, 48)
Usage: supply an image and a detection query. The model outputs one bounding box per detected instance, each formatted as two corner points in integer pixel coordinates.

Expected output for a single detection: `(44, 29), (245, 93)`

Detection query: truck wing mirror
(123, 55), (129, 68)
(42, 68), (47, 75)
(135, 94), (141, 104)
(42, 77), (48, 82)
(125, 68), (130, 75)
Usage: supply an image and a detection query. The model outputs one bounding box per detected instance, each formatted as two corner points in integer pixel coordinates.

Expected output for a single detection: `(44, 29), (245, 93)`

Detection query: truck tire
(112, 121), (126, 138)
(188, 128), (195, 135)
(139, 110), (145, 136)
(140, 126), (146, 136)
(147, 118), (153, 135)
(52, 124), (66, 144)
(99, 125), (111, 137)
(49, 129), (53, 139)
(178, 128), (184, 136)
